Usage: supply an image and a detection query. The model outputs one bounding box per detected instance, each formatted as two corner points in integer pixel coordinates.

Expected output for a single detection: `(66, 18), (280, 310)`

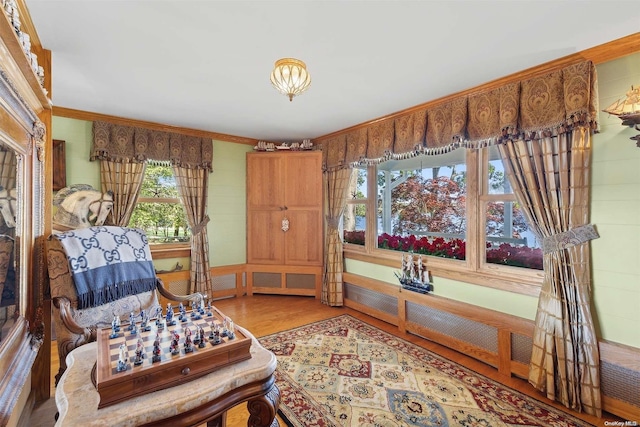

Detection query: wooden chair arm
(156, 279), (205, 304)
(52, 296), (97, 342)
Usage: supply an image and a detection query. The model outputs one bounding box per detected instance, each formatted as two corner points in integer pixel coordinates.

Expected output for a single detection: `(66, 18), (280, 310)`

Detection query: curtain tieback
(326, 216), (340, 229)
(542, 224), (599, 254)
(191, 215), (210, 236)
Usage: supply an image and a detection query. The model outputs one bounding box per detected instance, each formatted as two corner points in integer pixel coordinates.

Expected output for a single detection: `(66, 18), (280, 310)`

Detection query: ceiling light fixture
(270, 58), (311, 102)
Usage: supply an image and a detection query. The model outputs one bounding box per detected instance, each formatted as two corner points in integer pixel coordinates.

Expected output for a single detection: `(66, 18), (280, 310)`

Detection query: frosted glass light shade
(270, 58), (311, 101)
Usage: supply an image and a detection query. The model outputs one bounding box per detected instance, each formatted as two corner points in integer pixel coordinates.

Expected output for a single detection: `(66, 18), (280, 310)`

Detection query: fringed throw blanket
(53, 226), (158, 309)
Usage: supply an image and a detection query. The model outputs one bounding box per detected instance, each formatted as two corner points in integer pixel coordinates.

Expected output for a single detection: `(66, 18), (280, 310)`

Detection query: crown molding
(53, 106), (258, 146)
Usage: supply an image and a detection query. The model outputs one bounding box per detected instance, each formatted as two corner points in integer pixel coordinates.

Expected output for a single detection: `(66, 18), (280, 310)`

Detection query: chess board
(93, 307), (252, 409)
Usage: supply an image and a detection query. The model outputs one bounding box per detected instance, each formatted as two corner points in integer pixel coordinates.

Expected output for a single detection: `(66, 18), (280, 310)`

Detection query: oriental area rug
(258, 315), (591, 427)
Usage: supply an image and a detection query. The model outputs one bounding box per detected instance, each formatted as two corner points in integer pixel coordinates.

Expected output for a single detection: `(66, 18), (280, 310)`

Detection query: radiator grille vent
(406, 301), (498, 353)
(211, 273), (236, 291)
(511, 333), (532, 364)
(253, 272), (280, 288)
(344, 283), (398, 316)
(601, 360), (640, 407)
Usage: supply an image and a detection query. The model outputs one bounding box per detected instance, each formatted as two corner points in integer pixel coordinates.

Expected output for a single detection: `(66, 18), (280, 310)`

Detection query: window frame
(343, 148), (543, 296)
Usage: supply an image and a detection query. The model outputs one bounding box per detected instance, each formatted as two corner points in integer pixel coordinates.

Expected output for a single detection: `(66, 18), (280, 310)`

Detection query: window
(128, 163), (190, 245)
(345, 145), (543, 291)
(376, 150), (467, 259)
(481, 146), (542, 270)
(343, 167), (367, 246)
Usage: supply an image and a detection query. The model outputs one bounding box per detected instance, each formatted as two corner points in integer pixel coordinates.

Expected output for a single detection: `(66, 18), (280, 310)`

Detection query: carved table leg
(247, 382), (280, 427)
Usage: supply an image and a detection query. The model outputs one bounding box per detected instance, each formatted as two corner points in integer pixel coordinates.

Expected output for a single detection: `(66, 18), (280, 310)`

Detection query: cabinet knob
(181, 367), (191, 375)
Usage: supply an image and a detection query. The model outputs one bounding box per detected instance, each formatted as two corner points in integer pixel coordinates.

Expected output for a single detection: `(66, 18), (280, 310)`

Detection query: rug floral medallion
(259, 315), (592, 427)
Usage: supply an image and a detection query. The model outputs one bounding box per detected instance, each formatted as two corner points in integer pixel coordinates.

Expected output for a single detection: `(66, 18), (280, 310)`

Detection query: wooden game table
(55, 326), (279, 427)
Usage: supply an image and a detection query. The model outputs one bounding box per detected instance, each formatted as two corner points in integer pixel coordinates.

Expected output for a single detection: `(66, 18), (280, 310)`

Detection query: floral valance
(91, 121), (213, 171)
(320, 60), (598, 170)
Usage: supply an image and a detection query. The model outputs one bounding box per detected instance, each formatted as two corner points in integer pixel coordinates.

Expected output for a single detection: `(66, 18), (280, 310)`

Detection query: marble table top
(55, 325), (277, 426)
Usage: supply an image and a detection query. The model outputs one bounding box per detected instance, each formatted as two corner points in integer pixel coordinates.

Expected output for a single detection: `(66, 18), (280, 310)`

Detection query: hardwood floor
(31, 294), (616, 426)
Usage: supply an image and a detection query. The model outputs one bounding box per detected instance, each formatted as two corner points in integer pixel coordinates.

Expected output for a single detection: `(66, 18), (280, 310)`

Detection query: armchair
(46, 226), (203, 384)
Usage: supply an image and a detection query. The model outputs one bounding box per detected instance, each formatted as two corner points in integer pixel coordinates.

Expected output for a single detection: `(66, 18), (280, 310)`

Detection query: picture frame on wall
(53, 139), (66, 191)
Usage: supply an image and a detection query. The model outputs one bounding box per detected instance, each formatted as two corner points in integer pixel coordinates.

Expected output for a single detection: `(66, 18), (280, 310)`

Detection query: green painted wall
(209, 141), (252, 266)
(51, 117), (251, 268)
(590, 52), (640, 348)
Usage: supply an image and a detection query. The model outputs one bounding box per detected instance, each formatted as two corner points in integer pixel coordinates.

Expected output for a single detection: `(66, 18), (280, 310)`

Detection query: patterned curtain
(498, 129), (600, 416)
(172, 166), (212, 296)
(496, 62), (600, 416)
(100, 160), (146, 226)
(322, 167), (352, 306)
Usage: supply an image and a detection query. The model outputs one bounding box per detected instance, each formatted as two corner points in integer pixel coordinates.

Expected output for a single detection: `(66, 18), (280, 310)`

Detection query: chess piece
(109, 316), (119, 339)
(134, 337), (144, 366)
(140, 310), (151, 332)
(128, 311), (136, 331)
(184, 327), (194, 353)
(226, 318), (236, 340)
(166, 303), (175, 326)
(211, 323), (222, 345)
(155, 306), (164, 329)
(170, 331), (180, 355)
(116, 343), (128, 372)
(152, 333), (162, 363)
(206, 301), (213, 317)
(198, 326), (206, 348)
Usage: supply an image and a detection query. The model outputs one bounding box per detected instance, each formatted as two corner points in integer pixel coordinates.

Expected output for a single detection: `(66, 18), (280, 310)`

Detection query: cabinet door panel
(247, 154), (284, 209)
(284, 210), (323, 265)
(247, 211), (284, 264)
(284, 153), (322, 208)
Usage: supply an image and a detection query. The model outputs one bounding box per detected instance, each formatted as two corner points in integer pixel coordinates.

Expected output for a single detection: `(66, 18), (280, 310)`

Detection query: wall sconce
(603, 85), (640, 147)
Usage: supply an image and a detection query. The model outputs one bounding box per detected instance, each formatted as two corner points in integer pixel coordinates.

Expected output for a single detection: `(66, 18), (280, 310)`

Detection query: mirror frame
(0, 8), (48, 423)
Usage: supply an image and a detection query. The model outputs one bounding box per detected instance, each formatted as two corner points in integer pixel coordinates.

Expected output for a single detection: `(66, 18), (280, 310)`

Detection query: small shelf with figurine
(395, 253), (434, 294)
(93, 299), (251, 409)
(254, 139), (314, 151)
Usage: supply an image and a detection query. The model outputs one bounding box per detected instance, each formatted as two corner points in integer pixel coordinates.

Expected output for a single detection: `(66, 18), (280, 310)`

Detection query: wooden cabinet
(246, 151), (323, 297)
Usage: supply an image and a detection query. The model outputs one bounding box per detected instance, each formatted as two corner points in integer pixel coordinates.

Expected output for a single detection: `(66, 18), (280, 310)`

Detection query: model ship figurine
(395, 253), (433, 294)
(603, 85), (640, 146)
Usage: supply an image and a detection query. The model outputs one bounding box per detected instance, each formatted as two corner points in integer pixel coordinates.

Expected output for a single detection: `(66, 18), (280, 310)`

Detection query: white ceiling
(26, 1), (639, 142)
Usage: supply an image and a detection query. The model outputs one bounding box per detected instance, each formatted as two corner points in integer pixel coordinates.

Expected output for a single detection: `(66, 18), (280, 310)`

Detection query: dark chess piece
(133, 337), (145, 366)
(184, 327), (194, 353)
(152, 334), (162, 363)
(211, 323), (222, 345)
(170, 331), (180, 355)
(198, 327), (206, 348)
